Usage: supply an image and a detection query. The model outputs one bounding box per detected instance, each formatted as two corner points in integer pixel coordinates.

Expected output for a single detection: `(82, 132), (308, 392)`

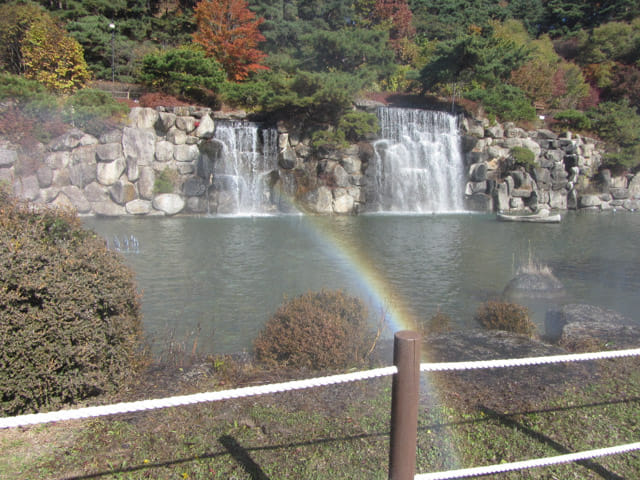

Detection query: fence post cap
(394, 330), (420, 341)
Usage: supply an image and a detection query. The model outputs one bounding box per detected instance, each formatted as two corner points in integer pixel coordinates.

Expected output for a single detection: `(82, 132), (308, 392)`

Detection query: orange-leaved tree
(193, 0), (268, 82)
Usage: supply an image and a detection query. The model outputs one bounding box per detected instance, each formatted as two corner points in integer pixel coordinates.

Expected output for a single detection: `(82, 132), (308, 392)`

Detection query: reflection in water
(83, 211), (640, 355)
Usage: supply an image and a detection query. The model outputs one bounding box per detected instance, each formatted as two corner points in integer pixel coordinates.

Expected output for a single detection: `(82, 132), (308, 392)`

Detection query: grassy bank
(1, 354), (639, 479)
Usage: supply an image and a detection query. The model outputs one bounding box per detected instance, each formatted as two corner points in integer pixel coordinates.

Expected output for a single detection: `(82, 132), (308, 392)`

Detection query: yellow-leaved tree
(21, 16), (91, 94)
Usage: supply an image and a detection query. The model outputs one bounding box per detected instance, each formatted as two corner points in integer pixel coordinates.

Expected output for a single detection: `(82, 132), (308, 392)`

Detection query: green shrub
(254, 290), (373, 370)
(510, 146), (537, 171)
(338, 111), (379, 142)
(466, 84), (536, 123)
(153, 167), (177, 194)
(554, 109), (592, 130)
(0, 73), (48, 103)
(474, 300), (535, 336)
(311, 128), (347, 151)
(0, 193), (145, 415)
(139, 47), (225, 93)
(63, 88), (129, 136)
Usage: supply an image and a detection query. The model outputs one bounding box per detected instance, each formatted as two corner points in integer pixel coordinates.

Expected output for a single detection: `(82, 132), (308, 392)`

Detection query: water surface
(83, 211), (640, 354)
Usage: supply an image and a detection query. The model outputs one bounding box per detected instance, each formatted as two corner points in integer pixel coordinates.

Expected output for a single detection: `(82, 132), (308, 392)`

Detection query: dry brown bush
(474, 300), (536, 337)
(254, 290), (374, 370)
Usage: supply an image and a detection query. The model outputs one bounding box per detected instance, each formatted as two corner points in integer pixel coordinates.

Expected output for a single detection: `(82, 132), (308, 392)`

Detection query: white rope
(2, 347), (639, 430)
(0, 366), (397, 429)
(415, 441), (640, 479)
(420, 347), (640, 372)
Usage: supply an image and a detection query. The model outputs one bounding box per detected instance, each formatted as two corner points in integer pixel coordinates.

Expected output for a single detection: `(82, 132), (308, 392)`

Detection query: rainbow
(272, 191), (420, 336)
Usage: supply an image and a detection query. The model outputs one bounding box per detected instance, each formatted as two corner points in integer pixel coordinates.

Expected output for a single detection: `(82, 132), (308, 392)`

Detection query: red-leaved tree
(193, 0), (268, 82)
(373, 0), (414, 48)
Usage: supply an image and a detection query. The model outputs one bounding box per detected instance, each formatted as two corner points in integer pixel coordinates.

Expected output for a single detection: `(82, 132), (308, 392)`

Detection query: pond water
(83, 211), (640, 355)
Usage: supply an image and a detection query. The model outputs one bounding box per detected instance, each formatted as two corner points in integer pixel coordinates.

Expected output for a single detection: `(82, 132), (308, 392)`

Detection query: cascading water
(207, 121), (278, 215)
(365, 107), (465, 213)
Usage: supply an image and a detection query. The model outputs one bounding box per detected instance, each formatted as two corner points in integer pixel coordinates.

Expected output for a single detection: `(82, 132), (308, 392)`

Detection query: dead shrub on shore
(474, 300), (536, 337)
(253, 290), (376, 370)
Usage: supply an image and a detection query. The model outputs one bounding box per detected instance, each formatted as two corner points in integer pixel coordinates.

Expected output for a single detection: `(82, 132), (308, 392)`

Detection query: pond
(83, 211), (640, 355)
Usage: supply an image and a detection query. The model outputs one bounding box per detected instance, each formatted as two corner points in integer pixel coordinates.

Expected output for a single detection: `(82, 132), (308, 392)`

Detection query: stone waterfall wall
(2, 105), (639, 215)
(2, 106), (218, 216)
(460, 117), (640, 212)
(0, 107), (369, 216)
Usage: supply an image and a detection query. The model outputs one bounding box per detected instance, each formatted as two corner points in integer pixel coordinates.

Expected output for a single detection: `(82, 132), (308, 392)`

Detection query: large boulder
(137, 167), (155, 200)
(545, 304), (640, 349)
(278, 146), (297, 170)
(469, 162), (487, 182)
(96, 157), (126, 186)
(578, 194), (602, 208)
(128, 107), (159, 129)
(0, 145), (17, 168)
(48, 128), (85, 152)
(333, 188), (355, 214)
(92, 200), (126, 216)
(96, 143), (123, 162)
(155, 140), (175, 163)
(122, 127), (156, 166)
(194, 114), (215, 138)
(13, 175), (40, 201)
(59, 186), (91, 213)
(303, 186), (333, 214)
(503, 270), (564, 300)
(45, 151), (71, 170)
(174, 144), (199, 163)
(110, 180), (137, 205)
(125, 199), (152, 215)
(152, 193), (185, 215)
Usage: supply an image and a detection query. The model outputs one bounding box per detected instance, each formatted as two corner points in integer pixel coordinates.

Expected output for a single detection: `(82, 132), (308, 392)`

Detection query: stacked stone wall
(461, 117), (640, 213)
(1, 106), (638, 215)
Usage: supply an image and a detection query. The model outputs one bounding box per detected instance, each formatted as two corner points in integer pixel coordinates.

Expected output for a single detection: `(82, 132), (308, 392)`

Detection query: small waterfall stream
(207, 121), (279, 215)
(365, 107), (465, 213)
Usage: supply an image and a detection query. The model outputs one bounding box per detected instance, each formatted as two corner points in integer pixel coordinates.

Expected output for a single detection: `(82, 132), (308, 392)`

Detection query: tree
(372, 0), (414, 45)
(541, 0), (640, 33)
(588, 99), (640, 171)
(551, 61), (590, 109)
(21, 16), (91, 93)
(410, 0), (508, 40)
(299, 28), (395, 78)
(193, 0), (268, 81)
(139, 46), (226, 98)
(419, 27), (530, 93)
(0, 1), (48, 74)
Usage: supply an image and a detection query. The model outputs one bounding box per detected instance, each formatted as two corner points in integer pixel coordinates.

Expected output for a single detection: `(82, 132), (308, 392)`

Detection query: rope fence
(0, 366), (397, 429)
(1, 335), (639, 480)
(415, 442), (640, 480)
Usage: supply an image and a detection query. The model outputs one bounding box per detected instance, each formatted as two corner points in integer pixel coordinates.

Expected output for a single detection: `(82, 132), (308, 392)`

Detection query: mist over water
(84, 211), (640, 355)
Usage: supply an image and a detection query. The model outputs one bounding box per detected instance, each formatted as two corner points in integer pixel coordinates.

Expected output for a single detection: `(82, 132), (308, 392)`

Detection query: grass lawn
(1, 351), (639, 479)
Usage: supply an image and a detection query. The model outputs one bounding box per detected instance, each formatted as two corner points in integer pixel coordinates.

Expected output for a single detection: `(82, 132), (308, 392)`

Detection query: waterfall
(365, 108), (465, 213)
(208, 121), (279, 215)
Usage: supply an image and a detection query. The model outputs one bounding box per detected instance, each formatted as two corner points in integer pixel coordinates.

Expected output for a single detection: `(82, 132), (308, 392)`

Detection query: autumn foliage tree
(193, 0), (268, 81)
(373, 0), (414, 43)
(21, 16), (91, 93)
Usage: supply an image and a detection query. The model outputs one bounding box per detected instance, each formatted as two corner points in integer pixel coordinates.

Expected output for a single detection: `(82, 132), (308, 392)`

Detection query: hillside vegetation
(1, 0), (639, 170)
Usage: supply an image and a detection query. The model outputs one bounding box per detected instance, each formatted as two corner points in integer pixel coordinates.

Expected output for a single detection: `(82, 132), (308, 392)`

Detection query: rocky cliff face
(1, 106), (638, 215)
(460, 117), (640, 213)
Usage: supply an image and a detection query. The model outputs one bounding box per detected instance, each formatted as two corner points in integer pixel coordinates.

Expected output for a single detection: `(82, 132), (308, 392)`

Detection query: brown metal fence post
(389, 330), (421, 480)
